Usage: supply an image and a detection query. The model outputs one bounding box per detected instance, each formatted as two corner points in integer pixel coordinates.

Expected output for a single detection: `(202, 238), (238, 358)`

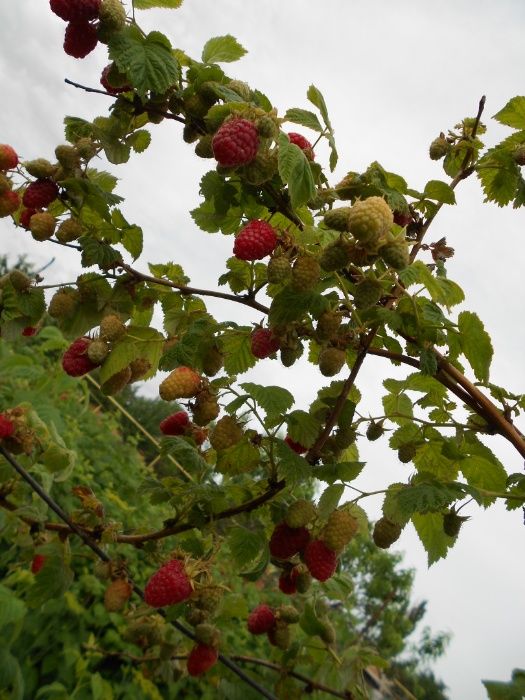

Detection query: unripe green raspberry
(291, 255), (320, 292)
(30, 212), (56, 241)
(268, 620), (291, 650)
(9, 270), (32, 291)
(280, 345), (303, 367)
(320, 509), (359, 552)
(346, 240), (376, 267)
(48, 288), (79, 318)
(443, 510), (469, 537)
(24, 158), (57, 179)
(316, 310), (342, 341)
(318, 347), (346, 377)
(184, 93), (213, 120)
(227, 80), (252, 101)
(295, 571), (312, 593)
(332, 426), (357, 450)
(209, 415), (243, 451)
(202, 345), (224, 376)
(87, 339), (110, 364)
(75, 138), (97, 160)
(185, 607), (208, 626)
(353, 278), (383, 310)
(277, 605), (300, 624)
(192, 390), (220, 426)
(347, 197), (393, 245)
(285, 499), (317, 528)
(429, 135), (449, 160)
(397, 442), (417, 463)
(183, 123), (200, 144)
(513, 145), (525, 166)
(267, 255), (292, 284)
(241, 152), (278, 185)
(55, 144), (80, 171)
(159, 366), (202, 400)
(128, 357), (152, 382)
(366, 421), (385, 441)
(194, 623), (220, 648)
(379, 240), (410, 270)
(0, 173), (11, 194)
(319, 238), (352, 272)
(323, 207), (352, 232)
(318, 620), (336, 645)
(192, 586), (223, 613)
(256, 115), (278, 138)
(195, 135), (214, 159)
(100, 314), (127, 342)
(99, 0), (127, 31)
(93, 559), (112, 580)
(373, 517), (402, 549)
(101, 366), (132, 395)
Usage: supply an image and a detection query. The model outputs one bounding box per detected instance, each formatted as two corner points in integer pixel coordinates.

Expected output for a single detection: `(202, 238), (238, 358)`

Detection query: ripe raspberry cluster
(212, 117), (259, 167)
(144, 558), (192, 607)
(250, 327), (280, 359)
(233, 220), (278, 261)
(50, 0), (102, 58)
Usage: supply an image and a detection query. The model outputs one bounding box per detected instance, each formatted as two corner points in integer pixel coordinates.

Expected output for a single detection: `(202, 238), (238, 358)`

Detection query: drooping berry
(104, 578), (133, 611)
(247, 604), (276, 634)
(320, 509), (359, 553)
(56, 217), (84, 242)
(100, 366), (132, 395)
(201, 345), (224, 377)
(192, 390), (220, 426)
(144, 559), (192, 607)
(269, 523), (310, 560)
(318, 347), (346, 377)
(284, 436), (307, 454)
(316, 310), (342, 341)
(48, 288), (80, 318)
(0, 144), (18, 171)
(100, 63), (131, 94)
(98, 0), (126, 31)
(429, 135), (449, 161)
(50, 0), (101, 21)
(278, 568), (300, 595)
(99, 314), (127, 342)
(397, 442), (417, 463)
(443, 510), (469, 537)
(267, 620), (291, 649)
(29, 212), (56, 241)
(187, 644), (219, 676)
(288, 132), (315, 160)
(22, 179), (59, 209)
(18, 208), (36, 229)
(233, 220), (277, 260)
(304, 540), (338, 582)
(24, 158), (57, 179)
(366, 421), (385, 441)
(290, 255), (321, 292)
(347, 196), (393, 246)
(379, 239), (410, 270)
(0, 413), (15, 439)
(62, 337), (98, 377)
(319, 238), (353, 272)
(212, 117), (259, 167)
(87, 338), (110, 364)
(285, 499), (317, 528)
(353, 278), (383, 310)
(159, 366), (202, 400)
(209, 415), (243, 451)
(55, 144), (81, 171)
(9, 270), (31, 291)
(31, 554), (47, 574)
(250, 327), (280, 359)
(128, 357), (152, 382)
(323, 207), (352, 232)
(372, 517), (402, 549)
(267, 255), (292, 284)
(64, 21), (99, 58)
(0, 191), (20, 218)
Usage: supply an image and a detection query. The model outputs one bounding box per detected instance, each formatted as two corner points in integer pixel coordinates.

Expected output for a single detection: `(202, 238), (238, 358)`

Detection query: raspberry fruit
(316, 310), (342, 341)
(285, 500), (317, 528)
(397, 442), (417, 463)
(24, 158), (57, 180)
(31, 554), (46, 574)
(251, 327), (280, 359)
(0, 413), (15, 439)
(320, 509), (359, 553)
(192, 390), (220, 426)
(513, 145), (525, 166)
(128, 357), (152, 382)
(0, 191), (20, 218)
(48, 288), (80, 318)
(278, 568), (300, 595)
(29, 212), (56, 241)
(212, 117), (259, 167)
(55, 144), (80, 171)
(187, 644), (219, 676)
(159, 366), (202, 400)
(101, 367), (132, 395)
(267, 255), (292, 284)
(50, 0), (101, 21)
(267, 620), (291, 649)
(0, 144), (19, 171)
(353, 278), (383, 310)
(347, 196), (393, 246)
(269, 523), (310, 560)
(87, 338), (110, 364)
(318, 347), (346, 377)
(233, 220), (277, 260)
(144, 559), (192, 607)
(284, 436), (307, 454)
(366, 421), (384, 441)
(194, 623), (221, 648)
(19, 208), (36, 229)
(319, 239), (352, 272)
(304, 540), (338, 582)
(62, 337), (98, 377)
(429, 135), (449, 160)
(379, 239), (410, 270)
(247, 604), (276, 634)
(100, 63), (131, 94)
(288, 132), (315, 160)
(56, 217), (84, 242)
(209, 415), (243, 451)
(291, 255), (320, 292)
(296, 571), (312, 593)
(64, 21), (99, 58)
(393, 210), (413, 228)
(99, 314), (127, 341)
(323, 207), (352, 232)
(201, 345), (224, 376)
(22, 327), (38, 337)
(104, 578), (132, 611)
(0, 173), (11, 194)
(98, 0), (126, 31)
(372, 517), (402, 549)
(443, 510), (469, 537)
(22, 179), (59, 209)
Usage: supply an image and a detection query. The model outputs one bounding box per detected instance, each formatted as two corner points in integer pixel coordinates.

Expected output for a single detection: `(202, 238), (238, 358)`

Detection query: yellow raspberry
(347, 196), (393, 245)
(159, 366), (202, 400)
(320, 509), (359, 552)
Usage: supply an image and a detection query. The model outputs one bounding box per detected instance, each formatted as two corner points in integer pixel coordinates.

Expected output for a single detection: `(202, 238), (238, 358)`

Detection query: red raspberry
(304, 540), (337, 582)
(50, 0), (101, 22)
(64, 21), (99, 58)
(250, 327), (280, 359)
(278, 568), (299, 595)
(233, 220), (277, 260)
(144, 559), (192, 607)
(0, 144), (18, 171)
(288, 132), (315, 160)
(0, 413), (15, 439)
(100, 64), (131, 95)
(393, 210), (413, 228)
(0, 190), (20, 218)
(212, 117), (259, 167)
(284, 436), (307, 454)
(22, 179), (59, 209)
(62, 337), (98, 377)
(19, 208), (37, 229)
(247, 604), (276, 634)
(187, 644), (219, 676)
(22, 327), (38, 337)
(159, 411), (190, 436)
(269, 523), (310, 560)
(31, 554), (47, 574)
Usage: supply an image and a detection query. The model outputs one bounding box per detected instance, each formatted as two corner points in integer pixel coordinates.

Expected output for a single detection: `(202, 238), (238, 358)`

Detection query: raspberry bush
(0, 2), (525, 698)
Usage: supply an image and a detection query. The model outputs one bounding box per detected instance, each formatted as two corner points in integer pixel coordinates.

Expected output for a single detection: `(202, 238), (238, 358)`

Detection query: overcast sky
(2, 1), (525, 697)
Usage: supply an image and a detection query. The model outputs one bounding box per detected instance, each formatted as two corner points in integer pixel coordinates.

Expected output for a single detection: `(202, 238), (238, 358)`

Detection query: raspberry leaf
(284, 108), (323, 133)
(423, 180), (456, 204)
(277, 133), (316, 209)
(228, 527), (266, 568)
(412, 512), (456, 566)
(99, 326), (164, 383)
(239, 382), (294, 417)
(493, 96), (525, 129)
(275, 442), (311, 486)
(317, 484), (344, 520)
(285, 410), (322, 449)
(306, 84), (338, 171)
(202, 35), (247, 64)
(221, 328), (257, 375)
(458, 311), (493, 382)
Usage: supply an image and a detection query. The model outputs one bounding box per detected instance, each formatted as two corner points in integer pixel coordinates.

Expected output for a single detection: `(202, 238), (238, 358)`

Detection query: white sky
(2, 1), (525, 697)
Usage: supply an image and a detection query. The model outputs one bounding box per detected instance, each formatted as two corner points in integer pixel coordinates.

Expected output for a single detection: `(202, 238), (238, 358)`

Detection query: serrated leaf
(99, 326), (164, 382)
(240, 383), (294, 417)
(396, 479), (462, 516)
(412, 512), (456, 566)
(127, 129), (151, 153)
(307, 84), (338, 170)
(221, 328), (256, 375)
(269, 286), (319, 325)
(419, 347), (438, 376)
(202, 35), (247, 64)
(457, 311), (493, 382)
(277, 132), (316, 209)
(317, 484), (344, 519)
(161, 436), (207, 473)
(423, 180), (456, 204)
(399, 261), (464, 307)
(382, 392), (413, 425)
(300, 602), (329, 636)
(493, 96), (525, 129)
(477, 148), (521, 206)
(216, 439), (261, 475)
(314, 461), (364, 485)
(79, 236), (122, 269)
(284, 108), (323, 132)
(228, 527), (265, 568)
(285, 410), (322, 448)
(109, 28), (179, 98)
(460, 455), (507, 506)
(275, 442), (311, 486)
(382, 484), (411, 527)
(0, 585), (26, 629)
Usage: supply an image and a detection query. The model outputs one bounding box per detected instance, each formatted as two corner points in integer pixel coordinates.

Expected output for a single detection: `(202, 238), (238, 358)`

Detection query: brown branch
(119, 263), (270, 314)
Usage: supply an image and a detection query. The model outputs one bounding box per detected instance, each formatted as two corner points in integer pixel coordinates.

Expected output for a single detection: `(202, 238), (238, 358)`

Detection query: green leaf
(216, 439), (261, 475)
(127, 129), (151, 153)
(307, 84), (338, 170)
(240, 383), (294, 417)
(79, 236), (122, 269)
(284, 108), (323, 132)
(277, 133), (316, 209)
(161, 436), (207, 473)
(201, 35), (247, 64)
(109, 28), (180, 98)
(423, 180), (456, 204)
(317, 484), (344, 519)
(399, 261), (464, 307)
(382, 392), (413, 425)
(269, 286), (320, 326)
(396, 479), (462, 516)
(134, 0), (183, 7)
(477, 148), (521, 206)
(285, 410), (322, 449)
(0, 586), (26, 629)
(228, 527), (265, 568)
(315, 461), (364, 485)
(419, 347), (438, 376)
(412, 512), (456, 566)
(222, 328), (256, 375)
(300, 602), (329, 636)
(457, 311), (493, 382)
(276, 442), (311, 486)
(460, 455), (507, 505)
(99, 326), (164, 383)
(493, 97), (525, 129)
(483, 667), (525, 700)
